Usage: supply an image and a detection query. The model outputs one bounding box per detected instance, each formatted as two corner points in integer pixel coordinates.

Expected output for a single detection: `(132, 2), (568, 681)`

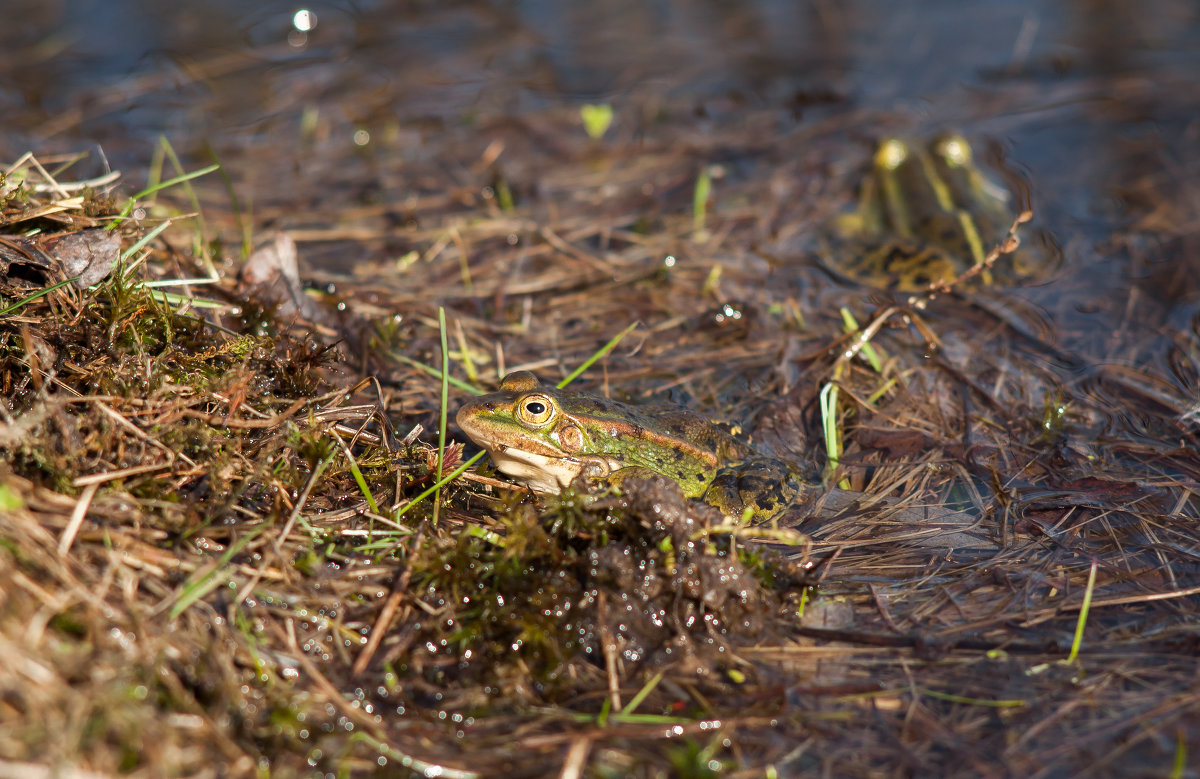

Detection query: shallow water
(5, 1), (1197, 320)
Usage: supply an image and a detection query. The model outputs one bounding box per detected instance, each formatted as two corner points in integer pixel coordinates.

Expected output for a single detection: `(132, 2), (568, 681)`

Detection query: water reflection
(0, 0), (1196, 326)
(3, 1), (1194, 138)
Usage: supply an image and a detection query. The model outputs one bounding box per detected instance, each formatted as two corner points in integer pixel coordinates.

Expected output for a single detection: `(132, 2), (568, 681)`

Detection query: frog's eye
(516, 394), (556, 426)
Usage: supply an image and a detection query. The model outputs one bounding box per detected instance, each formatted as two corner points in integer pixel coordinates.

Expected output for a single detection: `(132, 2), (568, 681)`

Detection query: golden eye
(516, 394), (555, 426)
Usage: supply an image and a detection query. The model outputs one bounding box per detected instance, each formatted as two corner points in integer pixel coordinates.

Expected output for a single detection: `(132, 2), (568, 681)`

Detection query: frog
(455, 371), (809, 521)
(819, 134), (1053, 291)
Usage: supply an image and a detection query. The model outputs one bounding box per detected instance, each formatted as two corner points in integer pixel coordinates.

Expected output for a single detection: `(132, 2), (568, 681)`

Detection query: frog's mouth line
(487, 444), (623, 495)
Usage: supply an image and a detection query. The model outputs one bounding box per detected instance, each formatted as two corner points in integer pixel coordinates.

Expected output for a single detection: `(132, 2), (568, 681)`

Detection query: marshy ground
(2, 2), (1200, 776)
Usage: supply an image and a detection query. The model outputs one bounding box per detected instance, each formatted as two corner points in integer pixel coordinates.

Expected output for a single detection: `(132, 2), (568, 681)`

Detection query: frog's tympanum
(822, 134), (1053, 291)
(456, 371), (807, 521)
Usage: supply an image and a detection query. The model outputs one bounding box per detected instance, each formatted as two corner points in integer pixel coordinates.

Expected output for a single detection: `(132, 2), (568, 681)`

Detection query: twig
(558, 737), (592, 779)
(58, 482), (99, 555)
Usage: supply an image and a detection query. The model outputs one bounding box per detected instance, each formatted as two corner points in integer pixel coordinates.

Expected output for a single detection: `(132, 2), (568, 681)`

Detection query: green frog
(821, 134), (1050, 291)
(456, 371), (808, 520)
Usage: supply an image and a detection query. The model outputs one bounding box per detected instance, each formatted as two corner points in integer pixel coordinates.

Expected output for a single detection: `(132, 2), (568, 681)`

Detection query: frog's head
(455, 371), (625, 493)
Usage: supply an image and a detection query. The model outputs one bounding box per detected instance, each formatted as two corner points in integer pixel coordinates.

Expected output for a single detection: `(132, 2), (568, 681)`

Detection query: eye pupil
(526, 401), (546, 415)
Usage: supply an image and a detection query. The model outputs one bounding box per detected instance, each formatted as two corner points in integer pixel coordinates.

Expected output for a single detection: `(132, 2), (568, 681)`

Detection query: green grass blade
(133, 162), (221, 202)
(557, 322), (638, 388)
(816, 381), (854, 484)
(621, 670), (664, 716)
(205, 141), (253, 258)
(840, 307), (882, 373)
(148, 291), (227, 309)
(1171, 728), (1187, 779)
(433, 307), (450, 525)
(108, 163), (221, 231)
(395, 452), (486, 520)
(819, 382), (840, 479)
(453, 319), (479, 384)
(580, 103), (613, 140)
(1065, 558), (1098, 664)
(391, 352), (482, 395)
(140, 277), (222, 289)
(120, 219), (173, 264)
(157, 137), (217, 278)
(693, 166), (711, 237)
(0, 279), (73, 316)
(169, 526), (263, 619)
(146, 142), (165, 196)
(919, 688), (1027, 708)
(354, 733), (480, 779)
(338, 433), (379, 515)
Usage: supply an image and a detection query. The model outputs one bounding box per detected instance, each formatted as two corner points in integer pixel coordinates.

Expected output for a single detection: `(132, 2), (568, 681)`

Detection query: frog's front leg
(602, 465), (676, 493)
(702, 458), (808, 522)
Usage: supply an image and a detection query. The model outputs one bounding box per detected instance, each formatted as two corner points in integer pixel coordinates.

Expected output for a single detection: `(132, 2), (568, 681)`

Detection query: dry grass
(2, 98), (1200, 779)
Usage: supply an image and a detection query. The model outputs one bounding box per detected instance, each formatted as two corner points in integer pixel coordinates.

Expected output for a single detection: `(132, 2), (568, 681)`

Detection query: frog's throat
(485, 444), (623, 495)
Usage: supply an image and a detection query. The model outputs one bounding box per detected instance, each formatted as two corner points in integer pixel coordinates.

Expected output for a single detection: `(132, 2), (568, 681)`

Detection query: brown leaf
(43, 229), (121, 288)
